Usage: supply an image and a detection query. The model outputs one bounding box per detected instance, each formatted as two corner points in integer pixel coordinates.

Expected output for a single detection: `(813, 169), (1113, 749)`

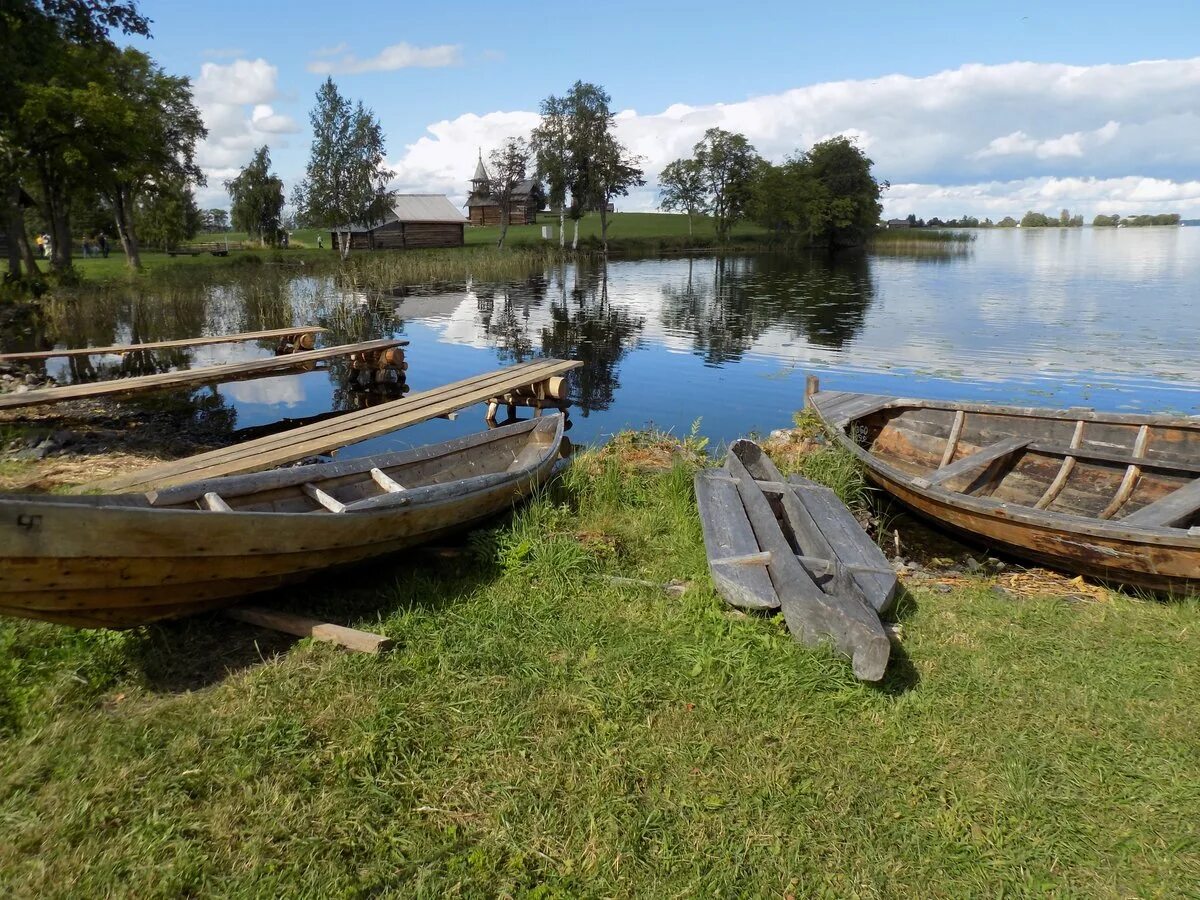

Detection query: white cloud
(307, 41), (462, 75)
(193, 58), (300, 205)
(313, 41), (349, 57)
(384, 57), (1200, 217)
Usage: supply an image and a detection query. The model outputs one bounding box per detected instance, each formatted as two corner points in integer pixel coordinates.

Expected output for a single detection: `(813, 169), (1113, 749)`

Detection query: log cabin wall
(467, 201), (538, 227)
(330, 220), (464, 251)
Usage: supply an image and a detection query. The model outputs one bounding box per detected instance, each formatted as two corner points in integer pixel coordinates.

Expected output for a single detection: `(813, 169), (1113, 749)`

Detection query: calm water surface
(19, 227), (1200, 455)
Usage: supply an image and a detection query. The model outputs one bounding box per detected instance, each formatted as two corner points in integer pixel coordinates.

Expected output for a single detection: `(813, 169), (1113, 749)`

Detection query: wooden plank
(1100, 424), (1150, 519)
(729, 439), (896, 615)
(1025, 439), (1200, 475)
(1120, 476), (1200, 528)
(0, 326), (332, 361)
(694, 470), (779, 610)
(224, 606), (393, 654)
(725, 452), (889, 681)
(787, 475), (898, 615)
(89, 359), (581, 492)
(0, 338), (405, 410)
(927, 437), (1030, 487)
(1034, 420), (1085, 510)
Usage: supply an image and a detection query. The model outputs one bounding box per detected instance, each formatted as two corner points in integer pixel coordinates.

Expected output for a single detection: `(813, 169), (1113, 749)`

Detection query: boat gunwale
(814, 393), (1200, 546)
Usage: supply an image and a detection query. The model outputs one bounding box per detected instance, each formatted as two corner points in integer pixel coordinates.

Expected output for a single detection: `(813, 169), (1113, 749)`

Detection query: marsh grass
(1, 432), (1198, 896)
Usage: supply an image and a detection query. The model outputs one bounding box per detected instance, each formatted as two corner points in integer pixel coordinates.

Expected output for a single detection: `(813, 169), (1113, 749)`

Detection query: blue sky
(131, 0), (1200, 217)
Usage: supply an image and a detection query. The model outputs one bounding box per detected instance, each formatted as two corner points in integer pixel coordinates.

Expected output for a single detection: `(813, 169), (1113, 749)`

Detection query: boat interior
(852, 405), (1200, 529)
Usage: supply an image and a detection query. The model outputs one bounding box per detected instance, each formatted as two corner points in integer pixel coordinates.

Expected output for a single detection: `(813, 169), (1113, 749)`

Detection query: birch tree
(488, 137), (530, 250)
(292, 77), (394, 259)
(531, 94), (570, 248)
(692, 128), (760, 242)
(658, 158), (705, 236)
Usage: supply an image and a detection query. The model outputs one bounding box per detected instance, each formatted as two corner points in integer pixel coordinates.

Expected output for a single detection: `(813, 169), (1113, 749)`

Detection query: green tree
(227, 146), (284, 246)
(0, 1), (151, 275)
(657, 158), (706, 236)
(1093, 214), (1119, 227)
(997, 216), (1018, 227)
(292, 77), (394, 259)
(78, 47), (206, 268)
(801, 137), (884, 247)
(135, 178), (201, 250)
(488, 137), (531, 250)
(1021, 211), (1052, 227)
(531, 93), (571, 248)
(692, 128), (760, 242)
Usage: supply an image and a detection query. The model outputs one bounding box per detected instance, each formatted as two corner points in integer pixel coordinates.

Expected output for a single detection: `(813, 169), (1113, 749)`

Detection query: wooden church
(466, 154), (543, 226)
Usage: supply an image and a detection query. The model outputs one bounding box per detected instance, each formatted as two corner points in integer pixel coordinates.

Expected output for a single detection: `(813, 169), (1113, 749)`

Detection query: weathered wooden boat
(0, 415), (566, 627)
(694, 439), (891, 681)
(808, 380), (1200, 593)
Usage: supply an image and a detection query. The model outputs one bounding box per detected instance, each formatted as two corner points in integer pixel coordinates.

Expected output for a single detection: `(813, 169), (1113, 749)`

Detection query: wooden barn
(331, 195), (467, 252)
(465, 156), (543, 226)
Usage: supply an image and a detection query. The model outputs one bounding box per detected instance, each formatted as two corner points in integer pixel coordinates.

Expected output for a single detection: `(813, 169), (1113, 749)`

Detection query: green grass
(465, 211), (770, 251)
(1, 435), (1198, 896)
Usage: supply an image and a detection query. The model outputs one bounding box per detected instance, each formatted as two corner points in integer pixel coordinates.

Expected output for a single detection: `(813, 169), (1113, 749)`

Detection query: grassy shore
(1, 426), (1197, 896)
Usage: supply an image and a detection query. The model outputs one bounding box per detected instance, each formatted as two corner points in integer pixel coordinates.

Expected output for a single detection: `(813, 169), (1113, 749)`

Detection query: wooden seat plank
(0, 338), (405, 411)
(927, 437), (1030, 487)
(1026, 440), (1200, 476)
(0, 326), (333, 361)
(88, 359), (581, 493)
(694, 470), (779, 610)
(1121, 477), (1200, 528)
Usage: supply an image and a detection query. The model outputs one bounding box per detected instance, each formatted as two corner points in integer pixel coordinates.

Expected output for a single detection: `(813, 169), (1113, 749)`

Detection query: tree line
(894, 210), (1183, 229)
(659, 130), (884, 247)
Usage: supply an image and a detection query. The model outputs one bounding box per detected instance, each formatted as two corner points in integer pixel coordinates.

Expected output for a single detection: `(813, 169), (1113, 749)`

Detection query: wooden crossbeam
(1121, 476), (1200, 528)
(926, 437), (1030, 487)
(0, 326), (331, 361)
(87, 359), (582, 493)
(369, 468), (404, 493)
(0, 338), (406, 411)
(1100, 425), (1150, 519)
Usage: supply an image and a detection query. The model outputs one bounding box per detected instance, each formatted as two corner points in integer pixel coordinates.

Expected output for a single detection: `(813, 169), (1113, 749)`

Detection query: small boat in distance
(808, 380), (1200, 593)
(0, 416), (566, 627)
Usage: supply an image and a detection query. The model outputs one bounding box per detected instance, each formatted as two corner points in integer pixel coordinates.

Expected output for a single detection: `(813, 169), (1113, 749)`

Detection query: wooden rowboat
(694, 439), (891, 681)
(0, 415), (566, 627)
(808, 381), (1200, 593)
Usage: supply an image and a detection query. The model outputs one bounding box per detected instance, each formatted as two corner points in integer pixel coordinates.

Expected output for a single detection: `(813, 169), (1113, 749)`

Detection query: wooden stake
(225, 606), (393, 654)
(805, 375), (820, 407)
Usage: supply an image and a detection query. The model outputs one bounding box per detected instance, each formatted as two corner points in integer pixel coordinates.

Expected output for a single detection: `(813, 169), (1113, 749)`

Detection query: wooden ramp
(0, 338), (405, 411)
(0, 326), (327, 361)
(88, 358), (582, 493)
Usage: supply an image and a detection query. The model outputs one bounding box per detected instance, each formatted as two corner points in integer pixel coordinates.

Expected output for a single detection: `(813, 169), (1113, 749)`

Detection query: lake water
(15, 226), (1200, 456)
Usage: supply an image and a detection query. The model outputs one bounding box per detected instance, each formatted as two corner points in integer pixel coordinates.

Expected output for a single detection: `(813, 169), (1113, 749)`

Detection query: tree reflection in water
(660, 252), (877, 364)
(539, 260), (644, 416)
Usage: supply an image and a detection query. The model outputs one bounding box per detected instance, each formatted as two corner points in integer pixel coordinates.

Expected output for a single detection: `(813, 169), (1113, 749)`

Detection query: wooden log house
(330, 195), (467, 252)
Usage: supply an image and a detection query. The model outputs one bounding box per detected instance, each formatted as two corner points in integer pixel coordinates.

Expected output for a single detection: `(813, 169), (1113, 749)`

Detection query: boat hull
(0, 417), (564, 626)
(809, 388), (1200, 595)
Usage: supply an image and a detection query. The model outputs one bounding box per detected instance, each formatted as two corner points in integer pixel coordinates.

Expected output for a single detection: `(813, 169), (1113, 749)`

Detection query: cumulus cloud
(307, 41), (462, 75)
(193, 58), (300, 204)
(385, 57), (1200, 217)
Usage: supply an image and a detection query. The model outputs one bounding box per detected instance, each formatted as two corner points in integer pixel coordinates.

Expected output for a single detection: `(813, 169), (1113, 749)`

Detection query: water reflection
(660, 254), (876, 364)
(3, 229), (1199, 451)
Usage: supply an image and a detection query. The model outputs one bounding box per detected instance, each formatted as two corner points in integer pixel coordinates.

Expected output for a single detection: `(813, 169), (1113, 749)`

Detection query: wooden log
(1035, 420), (1086, 509)
(1100, 424), (1151, 519)
(224, 606), (393, 654)
(805, 375), (820, 406)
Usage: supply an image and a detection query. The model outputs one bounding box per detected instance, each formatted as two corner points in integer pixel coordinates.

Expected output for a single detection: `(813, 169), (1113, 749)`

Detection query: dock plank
(0, 326), (329, 361)
(87, 359), (581, 492)
(0, 338), (405, 411)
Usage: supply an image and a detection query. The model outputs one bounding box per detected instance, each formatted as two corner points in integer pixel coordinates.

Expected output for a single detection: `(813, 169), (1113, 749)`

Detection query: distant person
(82, 238), (92, 258)
(317, 234), (323, 249)
(281, 231), (289, 249)
(35, 234), (44, 257)
(98, 234), (109, 258)
(43, 234), (51, 259)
